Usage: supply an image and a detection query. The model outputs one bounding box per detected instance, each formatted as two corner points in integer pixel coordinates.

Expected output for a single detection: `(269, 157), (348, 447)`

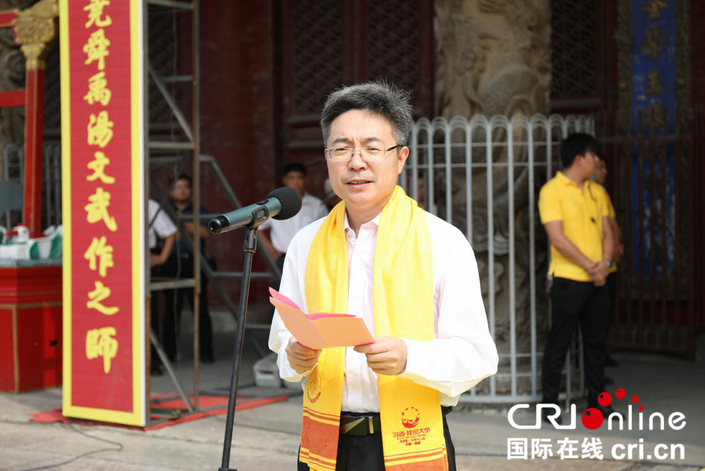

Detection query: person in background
(148, 199), (177, 376)
(259, 163), (328, 276)
(538, 133), (616, 422)
(416, 176), (425, 208)
(594, 153), (623, 369)
(162, 174), (215, 364)
(323, 178), (342, 211)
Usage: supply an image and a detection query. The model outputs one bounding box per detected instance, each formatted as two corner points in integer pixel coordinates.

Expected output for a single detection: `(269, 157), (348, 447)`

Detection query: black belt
(340, 406), (452, 436)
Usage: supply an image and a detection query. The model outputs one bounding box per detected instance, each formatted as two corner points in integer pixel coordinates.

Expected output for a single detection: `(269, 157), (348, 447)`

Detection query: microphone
(208, 187), (302, 234)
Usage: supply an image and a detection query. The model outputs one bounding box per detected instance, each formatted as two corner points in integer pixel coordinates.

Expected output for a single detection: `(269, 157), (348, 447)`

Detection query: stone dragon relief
(434, 0), (551, 392)
(0, 0), (56, 178)
(0, 2), (28, 149)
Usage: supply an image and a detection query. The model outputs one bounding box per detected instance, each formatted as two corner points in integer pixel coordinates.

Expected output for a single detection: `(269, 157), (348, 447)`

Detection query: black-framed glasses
(324, 144), (404, 162)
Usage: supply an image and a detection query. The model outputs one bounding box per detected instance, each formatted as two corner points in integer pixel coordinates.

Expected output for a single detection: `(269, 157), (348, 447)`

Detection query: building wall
(199, 1), (434, 309)
(276, 0), (434, 200)
(200, 1), (277, 305)
(690, 0), (705, 338)
(692, 0), (705, 108)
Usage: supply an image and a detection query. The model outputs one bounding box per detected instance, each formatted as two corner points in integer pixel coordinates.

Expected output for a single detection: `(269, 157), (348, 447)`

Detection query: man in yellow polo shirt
(538, 133), (615, 422)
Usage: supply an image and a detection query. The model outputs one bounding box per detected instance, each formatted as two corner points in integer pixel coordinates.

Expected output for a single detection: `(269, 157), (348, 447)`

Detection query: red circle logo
(401, 407), (420, 429)
(598, 392), (612, 407)
(581, 408), (604, 430)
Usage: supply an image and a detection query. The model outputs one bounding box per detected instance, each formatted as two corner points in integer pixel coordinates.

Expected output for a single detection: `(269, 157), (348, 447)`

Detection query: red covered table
(0, 259), (62, 392)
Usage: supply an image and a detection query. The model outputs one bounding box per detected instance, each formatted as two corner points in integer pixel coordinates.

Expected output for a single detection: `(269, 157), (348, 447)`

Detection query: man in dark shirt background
(162, 174), (215, 364)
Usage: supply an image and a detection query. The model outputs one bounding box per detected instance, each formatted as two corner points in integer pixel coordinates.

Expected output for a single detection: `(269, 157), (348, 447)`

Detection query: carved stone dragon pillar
(434, 0), (551, 394)
(0, 0), (34, 170)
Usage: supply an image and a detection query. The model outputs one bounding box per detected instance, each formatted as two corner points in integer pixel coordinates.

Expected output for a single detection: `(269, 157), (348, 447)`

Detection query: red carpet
(29, 394), (289, 431)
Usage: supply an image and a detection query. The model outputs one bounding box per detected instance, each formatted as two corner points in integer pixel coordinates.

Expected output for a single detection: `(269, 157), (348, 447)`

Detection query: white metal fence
(1, 143), (62, 229)
(402, 114), (594, 404)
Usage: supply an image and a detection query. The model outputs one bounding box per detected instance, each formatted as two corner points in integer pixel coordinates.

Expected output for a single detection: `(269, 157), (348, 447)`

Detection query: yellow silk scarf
(300, 186), (448, 470)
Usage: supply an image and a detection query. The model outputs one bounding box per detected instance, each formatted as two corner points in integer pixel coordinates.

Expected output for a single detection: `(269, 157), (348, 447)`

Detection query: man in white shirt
(147, 199), (177, 375)
(259, 162), (328, 277)
(268, 82), (498, 470)
(148, 199), (177, 264)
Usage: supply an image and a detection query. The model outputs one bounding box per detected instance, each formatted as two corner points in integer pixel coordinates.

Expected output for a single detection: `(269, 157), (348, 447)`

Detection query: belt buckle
(341, 417), (365, 435)
(367, 416), (374, 434)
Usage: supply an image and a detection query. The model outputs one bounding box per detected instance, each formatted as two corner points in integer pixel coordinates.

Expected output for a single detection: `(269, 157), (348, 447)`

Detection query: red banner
(61, 0), (145, 426)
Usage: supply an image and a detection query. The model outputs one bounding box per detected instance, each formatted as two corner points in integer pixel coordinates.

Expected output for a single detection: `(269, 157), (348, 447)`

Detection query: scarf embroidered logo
(401, 407), (420, 428)
(394, 406), (431, 447)
(305, 372), (321, 403)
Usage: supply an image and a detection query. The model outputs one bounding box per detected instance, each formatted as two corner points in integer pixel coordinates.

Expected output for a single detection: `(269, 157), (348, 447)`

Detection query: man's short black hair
(283, 162), (307, 177)
(173, 174), (192, 187)
(596, 150), (608, 165)
(560, 133), (599, 169)
(320, 81), (413, 147)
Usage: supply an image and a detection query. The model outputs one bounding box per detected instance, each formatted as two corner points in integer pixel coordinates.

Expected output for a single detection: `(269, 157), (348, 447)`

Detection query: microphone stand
(219, 225), (258, 471)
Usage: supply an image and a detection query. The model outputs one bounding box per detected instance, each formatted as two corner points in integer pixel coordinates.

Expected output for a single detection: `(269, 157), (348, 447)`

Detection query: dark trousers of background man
(161, 251), (214, 362)
(542, 277), (609, 406)
(605, 272), (618, 341)
(149, 262), (165, 372)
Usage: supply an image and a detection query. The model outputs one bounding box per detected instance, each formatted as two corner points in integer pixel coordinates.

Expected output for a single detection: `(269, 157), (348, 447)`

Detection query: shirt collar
(344, 212), (382, 232)
(556, 171), (584, 189)
(173, 200), (194, 212)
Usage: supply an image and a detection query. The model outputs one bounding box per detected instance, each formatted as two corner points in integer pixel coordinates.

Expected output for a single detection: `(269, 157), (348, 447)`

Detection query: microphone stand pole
(219, 225), (258, 471)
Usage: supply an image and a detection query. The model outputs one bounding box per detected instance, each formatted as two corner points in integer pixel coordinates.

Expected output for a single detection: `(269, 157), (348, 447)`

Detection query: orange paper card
(269, 287), (374, 349)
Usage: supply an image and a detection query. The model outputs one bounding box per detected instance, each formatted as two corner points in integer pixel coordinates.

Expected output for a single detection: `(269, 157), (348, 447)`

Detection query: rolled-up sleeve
(399, 227), (498, 399)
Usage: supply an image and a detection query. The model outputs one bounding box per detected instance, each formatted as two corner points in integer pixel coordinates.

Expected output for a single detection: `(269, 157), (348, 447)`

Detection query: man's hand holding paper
(354, 337), (408, 375)
(286, 338), (321, 373)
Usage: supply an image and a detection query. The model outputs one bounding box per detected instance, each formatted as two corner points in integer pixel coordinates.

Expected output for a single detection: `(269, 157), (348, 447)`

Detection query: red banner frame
(61, 0), (145, 426)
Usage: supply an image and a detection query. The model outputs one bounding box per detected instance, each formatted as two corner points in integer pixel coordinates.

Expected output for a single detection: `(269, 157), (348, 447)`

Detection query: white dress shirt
(260, 193), (328, 254)
(268, 210), (498, 412)
(148, 199), (177, 250)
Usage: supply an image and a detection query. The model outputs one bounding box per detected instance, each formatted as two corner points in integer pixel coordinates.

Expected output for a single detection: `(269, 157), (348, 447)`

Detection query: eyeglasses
(324, 144), (403, 162)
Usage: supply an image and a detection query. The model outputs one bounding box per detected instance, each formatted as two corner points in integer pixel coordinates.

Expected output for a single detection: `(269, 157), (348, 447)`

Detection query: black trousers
(605, 272), (617, 337)
(542, 277), (609, 406)
(149, 263), (164, 370)
(297, 416), (456, 471)
(161, 252), (214, 361)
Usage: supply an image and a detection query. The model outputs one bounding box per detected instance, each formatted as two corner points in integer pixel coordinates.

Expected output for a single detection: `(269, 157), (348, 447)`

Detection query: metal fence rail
(1, 143), (62, 230)
(403, 114), (594, 404)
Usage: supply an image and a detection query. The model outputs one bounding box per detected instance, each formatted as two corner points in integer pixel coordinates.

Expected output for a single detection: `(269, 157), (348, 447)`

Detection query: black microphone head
(208, 215), (229, 234)
(268, 187), (302, 220)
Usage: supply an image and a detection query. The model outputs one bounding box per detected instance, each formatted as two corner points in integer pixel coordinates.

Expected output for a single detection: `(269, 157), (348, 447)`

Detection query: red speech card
(269, 288), (374, 349)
